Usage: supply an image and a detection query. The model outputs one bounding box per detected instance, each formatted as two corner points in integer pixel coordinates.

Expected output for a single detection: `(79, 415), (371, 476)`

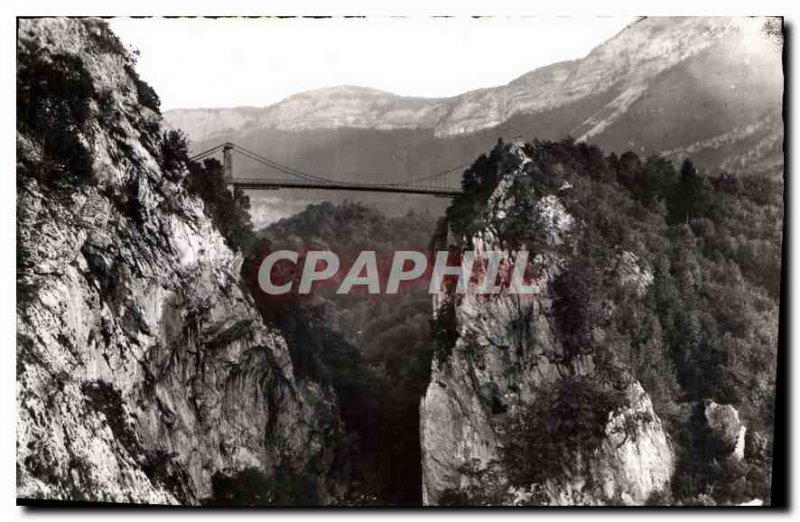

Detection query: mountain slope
(166, 16), (782, 186)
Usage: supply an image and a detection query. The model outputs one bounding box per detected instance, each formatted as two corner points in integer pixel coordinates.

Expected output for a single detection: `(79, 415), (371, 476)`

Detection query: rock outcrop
(420, 142), (674, 505)
(704, 401), (747, 463)
(17, 18), (342, 504)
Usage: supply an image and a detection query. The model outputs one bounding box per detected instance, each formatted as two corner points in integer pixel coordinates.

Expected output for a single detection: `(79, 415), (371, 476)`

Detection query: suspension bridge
(189, 142), (466, 197)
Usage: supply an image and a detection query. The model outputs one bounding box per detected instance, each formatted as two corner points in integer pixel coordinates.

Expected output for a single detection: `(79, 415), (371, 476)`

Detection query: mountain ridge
(166, 17), (779, 142)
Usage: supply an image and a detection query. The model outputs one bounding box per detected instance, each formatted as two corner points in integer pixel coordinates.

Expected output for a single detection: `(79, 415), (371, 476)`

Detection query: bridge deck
(227, 179), (462, 197)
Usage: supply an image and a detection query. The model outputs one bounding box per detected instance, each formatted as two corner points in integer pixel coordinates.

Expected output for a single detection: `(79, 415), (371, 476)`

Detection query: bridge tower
(222, 142), (234, 193)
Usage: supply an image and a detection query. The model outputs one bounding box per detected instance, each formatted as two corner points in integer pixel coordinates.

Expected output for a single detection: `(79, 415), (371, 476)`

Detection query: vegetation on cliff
(437, 138), (779, 505)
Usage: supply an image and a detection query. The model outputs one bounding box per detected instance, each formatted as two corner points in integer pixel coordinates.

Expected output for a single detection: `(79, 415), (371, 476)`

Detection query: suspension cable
(187, 141), (466, 189)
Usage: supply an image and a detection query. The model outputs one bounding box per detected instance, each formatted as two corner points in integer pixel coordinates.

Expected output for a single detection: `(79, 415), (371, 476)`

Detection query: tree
(551, 254), (594, 361)
(159, 129), (189, 175)
(185, 156), (256, 252)
(669, 159), (710, 225)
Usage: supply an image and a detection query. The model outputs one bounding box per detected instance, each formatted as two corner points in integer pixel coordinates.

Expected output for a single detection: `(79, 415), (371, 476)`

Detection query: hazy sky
(110, 16), (634, 111)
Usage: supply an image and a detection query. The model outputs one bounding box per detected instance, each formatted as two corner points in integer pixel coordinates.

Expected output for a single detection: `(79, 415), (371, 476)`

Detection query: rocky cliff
(17, 18), (343, 504)
(420, 142), (675, 506)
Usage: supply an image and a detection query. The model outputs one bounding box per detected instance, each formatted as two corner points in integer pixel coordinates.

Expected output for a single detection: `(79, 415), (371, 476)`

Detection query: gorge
(16, 16), (783, 506)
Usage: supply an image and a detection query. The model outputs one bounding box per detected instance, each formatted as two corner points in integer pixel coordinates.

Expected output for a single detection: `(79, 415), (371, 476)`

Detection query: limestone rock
(17, 18), (343, 504)
(420, 143), (674, 506)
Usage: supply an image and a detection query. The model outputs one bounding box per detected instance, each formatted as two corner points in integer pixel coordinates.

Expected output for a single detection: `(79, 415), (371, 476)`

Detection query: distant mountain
(169, 18), (781, 139)
(164, 16), (783, 224)
(167, 86), (446, 140)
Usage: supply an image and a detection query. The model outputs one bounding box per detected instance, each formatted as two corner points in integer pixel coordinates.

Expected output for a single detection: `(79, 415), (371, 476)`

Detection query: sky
(109, 16), (634, 111)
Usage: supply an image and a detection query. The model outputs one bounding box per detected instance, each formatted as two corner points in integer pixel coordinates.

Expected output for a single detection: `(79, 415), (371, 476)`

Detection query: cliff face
(17, 18), (342, 504)
(420, 143), (674, 505)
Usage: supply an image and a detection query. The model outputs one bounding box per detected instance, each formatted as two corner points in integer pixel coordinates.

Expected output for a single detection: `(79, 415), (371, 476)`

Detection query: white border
(3, 1), (798, 521)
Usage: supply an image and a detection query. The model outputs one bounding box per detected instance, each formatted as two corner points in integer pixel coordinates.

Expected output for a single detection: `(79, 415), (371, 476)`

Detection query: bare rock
(17, 18), (343, 504)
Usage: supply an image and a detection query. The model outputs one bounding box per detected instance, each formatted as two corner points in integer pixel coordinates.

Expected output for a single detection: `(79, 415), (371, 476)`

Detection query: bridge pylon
(222, 142), (235, 193)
